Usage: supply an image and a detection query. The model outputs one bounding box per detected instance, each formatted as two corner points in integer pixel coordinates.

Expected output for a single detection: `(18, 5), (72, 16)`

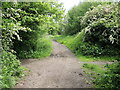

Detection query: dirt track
(15, 41), (93, 88)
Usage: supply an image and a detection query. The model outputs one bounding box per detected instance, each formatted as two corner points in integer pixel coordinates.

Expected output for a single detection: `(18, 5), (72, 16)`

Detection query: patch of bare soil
(15, 41), (110, 88)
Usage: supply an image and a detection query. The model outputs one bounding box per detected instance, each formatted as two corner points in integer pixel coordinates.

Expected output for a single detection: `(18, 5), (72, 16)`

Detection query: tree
(64, 1), (101, 35)
(12, 2), (64, 58)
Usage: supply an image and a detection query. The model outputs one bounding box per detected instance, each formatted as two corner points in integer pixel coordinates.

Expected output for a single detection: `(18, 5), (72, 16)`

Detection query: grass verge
(17, 37), (52, 59)
(54, 35), (117, 62)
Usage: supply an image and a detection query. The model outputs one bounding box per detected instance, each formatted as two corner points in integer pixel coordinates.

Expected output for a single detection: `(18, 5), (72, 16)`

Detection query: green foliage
(0, 50), (25, 88)
(83, 62), (120, 88)
(94, 62), (120, 88)
(67, 3), (120, 57)
(2, 2), (30, 51)
(1, 1), (64, 88)
(62, 2), (120, 56)
(77, 55), (117, 62)
(71, 40), (119, 56)
(11, 2), (64, 58)
(54, 35), (74, 46)
(64, 1), (101, 35)
(67, 32), (103, 56)
(17, 37), (52, 59)
(32, 38), (52, 58)
(54, 35), (117, 61)
(1, 2), (28, 88)
(83, 63), (105, 74)
(81, 3), (120, 53)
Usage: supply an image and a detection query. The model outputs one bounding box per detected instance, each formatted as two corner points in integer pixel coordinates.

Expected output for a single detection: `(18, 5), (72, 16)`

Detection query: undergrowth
(0, 51), (27, 88)
(83, 63), (105, 74)
(53, 35), (74, 47)
(54, 35), (117, 62)
(83, 63), (120, 88)
(16, 37), (52, 59)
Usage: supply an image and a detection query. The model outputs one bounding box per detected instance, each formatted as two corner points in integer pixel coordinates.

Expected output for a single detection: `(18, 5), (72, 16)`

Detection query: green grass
(77, 55), (96, 62)
(35, 37), (52, 58)
(83, 63), (105, 74)
(53, 35), (75, 46)
(30, 37), (52, 59)
(83, 62), (120, 88)
(54, 35), (117, 62)
(82, 63), (106, 87)
(18, 37), (52, 59)
(77, 54), (117, 62)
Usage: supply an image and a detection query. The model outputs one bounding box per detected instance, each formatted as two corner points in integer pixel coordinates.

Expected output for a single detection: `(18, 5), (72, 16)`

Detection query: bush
(11, 2), (64, 58)
(64, 1), (101, 35)
(0, 51), (25, 88)
(1, 2), (28, 88)
(81, 3), (120, 49)
(69, 30), (119, 56)
(68, 3), (120, 56)
(16, 37), (52, 59)
(95, 62), (120, 88)
(69, 32), (102, 56)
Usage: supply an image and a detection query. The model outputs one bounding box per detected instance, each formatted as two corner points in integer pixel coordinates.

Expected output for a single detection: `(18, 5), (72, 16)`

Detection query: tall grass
(17, 37), (52, 59)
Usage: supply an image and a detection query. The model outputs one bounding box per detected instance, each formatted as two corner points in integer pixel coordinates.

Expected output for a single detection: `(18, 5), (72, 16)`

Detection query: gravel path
(15, 41), (100, 88)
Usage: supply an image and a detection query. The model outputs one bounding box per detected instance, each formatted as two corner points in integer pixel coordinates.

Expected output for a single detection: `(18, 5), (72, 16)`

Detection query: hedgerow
(1, 2), (28, 88)
(1, 1), (64, 88)
(81, 3), (120, 56)
(69, 3), (120, 57)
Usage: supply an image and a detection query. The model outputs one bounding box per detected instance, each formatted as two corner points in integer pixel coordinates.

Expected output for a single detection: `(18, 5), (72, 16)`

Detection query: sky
(57, 0), (120, 13)
(58, 0), (80, 13)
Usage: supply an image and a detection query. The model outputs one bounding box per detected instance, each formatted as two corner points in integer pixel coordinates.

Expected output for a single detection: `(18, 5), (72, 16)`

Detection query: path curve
(15, 41), (92, 88)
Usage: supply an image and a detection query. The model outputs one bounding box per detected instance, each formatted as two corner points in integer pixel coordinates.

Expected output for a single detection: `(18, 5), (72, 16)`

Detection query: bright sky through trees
(58, 0), (120, 13)
(58, 0), (80, 13)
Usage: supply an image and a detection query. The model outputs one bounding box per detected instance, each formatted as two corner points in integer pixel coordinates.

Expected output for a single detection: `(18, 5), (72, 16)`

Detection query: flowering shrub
(78, 3), (120, 56)
(1, 2), (29, 88)
(1, 2), (64, 88)
(81, 3), (120, 46)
